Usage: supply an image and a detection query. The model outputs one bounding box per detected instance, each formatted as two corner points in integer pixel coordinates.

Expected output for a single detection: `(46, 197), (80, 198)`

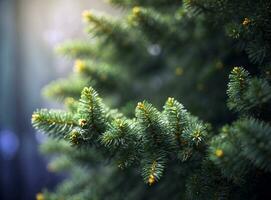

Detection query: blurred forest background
(0, 0), (116, 199)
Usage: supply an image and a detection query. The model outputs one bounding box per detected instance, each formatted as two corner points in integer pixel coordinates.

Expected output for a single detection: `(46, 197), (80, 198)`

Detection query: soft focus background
(0, 0), (116, 199)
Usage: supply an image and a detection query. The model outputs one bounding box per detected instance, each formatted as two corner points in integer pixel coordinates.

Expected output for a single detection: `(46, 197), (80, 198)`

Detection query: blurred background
(0, 0), (116, 199)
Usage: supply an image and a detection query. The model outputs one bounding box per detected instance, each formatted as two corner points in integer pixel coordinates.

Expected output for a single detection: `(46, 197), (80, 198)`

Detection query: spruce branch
(236, 118), (271, 172)
(76, 87), (107, 138)
(73, 59), (120, 91)
(82, 10), (136, 49)
(135, 101), (172, 150)
(129, 7), (169, 41)
(55, 40), (99, 59)
(101, 118), (140, 168)
(227, 67), (250, 112)
(227, 66), (271, 113)
(33, 85), (210, 185)
(185, 161), (231, 200)
(32, 109), (76, 138)
(141, 152), (166, 185)
(31, 0), (271, 198)
(209, 132), (251, 181)
(108, 0), (180, 9)
(42, 75), (89, 101)
(163, 97), (188, 150)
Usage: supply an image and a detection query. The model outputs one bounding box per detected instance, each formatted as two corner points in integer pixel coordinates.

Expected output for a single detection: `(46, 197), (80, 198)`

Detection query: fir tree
(32, 0), (271, 199)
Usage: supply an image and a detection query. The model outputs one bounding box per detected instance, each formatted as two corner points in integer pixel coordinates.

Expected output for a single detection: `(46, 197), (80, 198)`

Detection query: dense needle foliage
(32, 0), (271, 199)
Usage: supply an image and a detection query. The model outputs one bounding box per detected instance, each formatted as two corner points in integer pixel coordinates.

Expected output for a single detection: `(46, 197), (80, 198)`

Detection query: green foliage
(34, 86), (210, 188)
(185, 161), (231, 200)
(187, 0), (271, 64)
(32, 0), (271, 199)
(209, 125), (251, 181)
(101, 118), (139, 167)
(236, 118), (271, 172)
(109, 0), (180, 9)
(210, 117), (271, 182)
(227, 67), (271, 113)
(83, 10), (140, 52)
(136, 101), (171, 151)
(77, 87), (107, 133)
(42, 75), (89, 101)
(163, 97), (209, 161)
(55, 40), (99, 59)
(129, 7), (176, 44)
(32, 109), (76, 138)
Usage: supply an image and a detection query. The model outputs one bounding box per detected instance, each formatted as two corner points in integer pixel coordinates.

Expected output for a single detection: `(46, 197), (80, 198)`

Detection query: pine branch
(32, 109), (76, 138)
(141, 152), (166, 185)
(42, 75), (89, 101)
(75, 87), (108, 144)
(73, 59), (120, 91)
(108, 0), (180, 9)
(101, 118), (140, 168)
(82, 10), (138, 50)
(236, 118), (271, 172)
(129, 7), (174, 43)
(209, 124), (251, 181)
(163, 97), (188, 150)
(33, 86), (209, 185)
(227, 67), (271, 113)
(135, 101), (173, 150)
(55, 40), (100, 59)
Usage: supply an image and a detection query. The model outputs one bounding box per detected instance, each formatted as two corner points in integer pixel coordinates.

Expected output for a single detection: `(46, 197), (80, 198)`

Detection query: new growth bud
(132, 6), (142, 17)
(242, 18), (251, 26)
(175, 67), (184, 76)
(148, 174), (155, 185)
(79, 118), (87, 127)
(32, 113), (40, 123)
(215, 148), (224, 158)
(69, 129), (81, 145)
(74, 59), (86, 73)
(82, 10), (93, 22)
(137, 102), (145, 110)
(36, 193), (44, 200)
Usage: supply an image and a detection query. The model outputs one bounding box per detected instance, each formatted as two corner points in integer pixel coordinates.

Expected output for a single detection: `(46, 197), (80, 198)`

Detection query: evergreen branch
(41, 138), (105, 166)
(82, 10), (138, 49)
(33, 87), (209, 185)
(245, 40), (267, 64)
(129, 7), (174, 43)
(55, 40), (99, 59)
(32, 109), (76, 138)
(101, 118), (132, 148)
(209, 131), (251, 181)
(108, 0), (180, 9)
(32, 0), (271, 198)
(183, 0), (214, 16)
(185, 161), (231, 200)
(163, 97), (189, 151)
(76, 87), (107, 138)
(210, 117), (271, 180)
(73, 59), (120, 90)
(141, 152), (166, 185)
(101, 118), (140, 168)
(64, 97), (79, 113)
(227, 67), (250, 112)
(42, 75), (89, 101)
(183, 118), (208, 147)
(236, 118), (271, 172)
(47, 156), (72, 172)
(135, 101), (172, 150)
(227, 67), (271, 113)
(82, 10), (149, 68)
(40, 139), (72, 155)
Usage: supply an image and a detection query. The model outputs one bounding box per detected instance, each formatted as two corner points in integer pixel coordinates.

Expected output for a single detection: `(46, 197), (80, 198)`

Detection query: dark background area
(0, 0), (116, 199)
